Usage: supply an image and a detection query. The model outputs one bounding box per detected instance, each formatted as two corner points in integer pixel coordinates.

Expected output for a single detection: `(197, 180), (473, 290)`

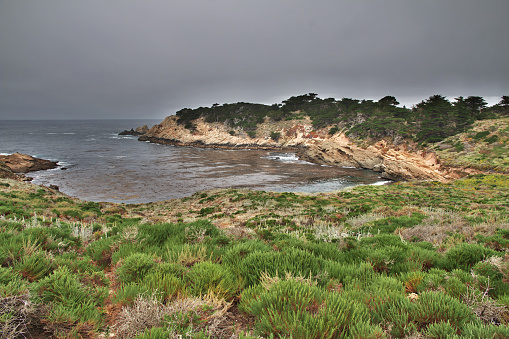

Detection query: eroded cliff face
(140, 116), (468, 182)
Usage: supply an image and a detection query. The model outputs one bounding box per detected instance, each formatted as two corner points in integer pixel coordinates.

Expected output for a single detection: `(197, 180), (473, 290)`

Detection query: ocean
(0, 119), (388, 203)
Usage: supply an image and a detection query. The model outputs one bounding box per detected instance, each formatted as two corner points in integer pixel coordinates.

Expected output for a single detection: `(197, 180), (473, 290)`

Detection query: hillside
(139, 94), (509, 181)
(1, 173), (509, 338)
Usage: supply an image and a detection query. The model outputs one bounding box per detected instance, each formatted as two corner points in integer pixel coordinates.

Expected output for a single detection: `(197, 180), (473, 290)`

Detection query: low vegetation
(1, 171), (509, 338)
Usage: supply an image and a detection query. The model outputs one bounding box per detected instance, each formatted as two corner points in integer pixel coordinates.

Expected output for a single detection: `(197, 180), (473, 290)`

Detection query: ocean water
(0, 119), (388, 203)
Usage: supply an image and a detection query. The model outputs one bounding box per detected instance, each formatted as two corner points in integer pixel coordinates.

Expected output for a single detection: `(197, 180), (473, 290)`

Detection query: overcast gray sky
(1, 0), (508, 120)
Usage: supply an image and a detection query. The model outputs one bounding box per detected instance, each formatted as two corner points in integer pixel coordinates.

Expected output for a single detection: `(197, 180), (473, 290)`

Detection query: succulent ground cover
(1, 171), (509, 338)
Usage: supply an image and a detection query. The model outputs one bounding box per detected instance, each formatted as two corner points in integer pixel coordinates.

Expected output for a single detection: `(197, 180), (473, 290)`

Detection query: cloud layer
(1, 0), (508, 119)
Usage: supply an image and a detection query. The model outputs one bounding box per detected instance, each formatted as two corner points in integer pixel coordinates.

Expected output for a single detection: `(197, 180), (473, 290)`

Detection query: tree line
(175, 94), (509, 143)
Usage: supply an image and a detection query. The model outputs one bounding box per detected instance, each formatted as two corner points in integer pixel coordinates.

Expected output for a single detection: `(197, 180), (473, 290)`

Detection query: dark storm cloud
(1, 0), (508, 119)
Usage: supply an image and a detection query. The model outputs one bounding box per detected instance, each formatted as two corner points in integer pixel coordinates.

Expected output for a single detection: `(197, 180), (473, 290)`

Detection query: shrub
(411, 291), (477, 332)
(221, 240), (272, 269)
(115, 293), (169, 339)
(270, 131), (281, 141)
(443, 243), (498, 271)
(239, 248), (327, 287)
(116, 253), (157, 284)
(425, 321), (458, 338)
(113, 283), (151, 305)
(142, 272), (187, 301)
(461, 322), (509, 338)
(34, 267), (107, 328)
(14, 250), (56, 282)
(240, 279), (371, 338)
(186, 261), (242, 300)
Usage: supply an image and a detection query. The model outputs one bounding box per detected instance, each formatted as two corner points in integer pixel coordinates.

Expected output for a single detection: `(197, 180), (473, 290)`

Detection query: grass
(1, 170), (509, 337)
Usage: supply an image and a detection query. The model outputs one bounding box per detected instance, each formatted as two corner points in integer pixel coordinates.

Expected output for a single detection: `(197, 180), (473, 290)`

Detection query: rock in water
(119, 125), (149, 136)
(0, 153), (58, 173)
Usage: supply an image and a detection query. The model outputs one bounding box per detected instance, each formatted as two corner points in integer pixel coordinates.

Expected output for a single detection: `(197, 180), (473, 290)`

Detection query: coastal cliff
(138, 115), (464, 182)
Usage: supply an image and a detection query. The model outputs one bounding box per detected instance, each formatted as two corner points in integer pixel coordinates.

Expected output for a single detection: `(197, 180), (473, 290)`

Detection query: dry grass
(114, 293), (239, 339)
(399, 207), (509, 248)
(0, 293), (33, 339)
(462, 286), (507, 325)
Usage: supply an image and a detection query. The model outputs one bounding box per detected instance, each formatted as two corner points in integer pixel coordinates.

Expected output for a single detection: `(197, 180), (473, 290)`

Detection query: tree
(414, 95), (454, 143)
(453, 96), (474, 129)
(464, 96), (487, 119)
(378, 96), (399, 107)
(498, 96), (509, 107)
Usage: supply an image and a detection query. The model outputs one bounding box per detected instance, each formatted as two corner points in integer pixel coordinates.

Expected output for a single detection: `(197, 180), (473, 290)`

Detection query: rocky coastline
(0, 153), (59, 181)
(129, 116), (469, 182)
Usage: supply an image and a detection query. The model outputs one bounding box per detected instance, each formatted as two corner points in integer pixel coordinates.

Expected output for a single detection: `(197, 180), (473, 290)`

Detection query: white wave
(370, 180), (392, 186)
(57, 161), (73, 167)
(63, 132), (76, 135)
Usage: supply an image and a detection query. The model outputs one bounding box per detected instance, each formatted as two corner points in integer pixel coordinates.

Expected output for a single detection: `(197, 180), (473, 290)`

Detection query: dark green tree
(464, 96), (487, 119)
(378, 96), (399, 107)
(415, 95), (455, 143)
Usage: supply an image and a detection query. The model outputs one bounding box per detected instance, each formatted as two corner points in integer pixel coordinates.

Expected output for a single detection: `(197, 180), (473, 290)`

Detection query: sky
(1, 1), (508, 120)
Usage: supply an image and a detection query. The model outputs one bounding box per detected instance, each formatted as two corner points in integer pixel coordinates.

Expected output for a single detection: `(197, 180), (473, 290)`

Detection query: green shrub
(14, 250), (56, 282)
(425, 321), (458, 338)
(113, 283), (151, 305)
(84, 235), (119, 267)
(142, 272), (187, 301)
(239, 248), (327, 287)
(411, 291), (477, 332)
(34, 267), (107, 327)
(135, 327), (170, 339)
(116, 253), (157, 284)
(186, 261), (242, 299)
(325, 261), (376, 288)
(473, 131), (490, 140)
(240, 279), (370, 338)
(460, 322), (509, 338)
(443, 243), (498, 271)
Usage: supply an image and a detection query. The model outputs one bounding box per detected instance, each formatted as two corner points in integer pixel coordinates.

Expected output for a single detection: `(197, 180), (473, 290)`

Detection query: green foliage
(425, 321), (458, 338)
(116, 253), (157, 284)
(34, 267), (107, 327)
(411, 291), (477, 332)
(443, 243), (498, 271)
(270, 131), (281, 141)
(14, 250), (56, 282)
(239, 247), (327, 287)
(240, 279), (371, 338)
(186, 261), (242, 299)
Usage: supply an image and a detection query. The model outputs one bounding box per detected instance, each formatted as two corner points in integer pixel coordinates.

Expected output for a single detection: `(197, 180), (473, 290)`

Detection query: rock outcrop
(139, 116), (466, 182)
(0, 153), (58, 173)
(119, 124), (150, 136)
(0, 161), (17, 179)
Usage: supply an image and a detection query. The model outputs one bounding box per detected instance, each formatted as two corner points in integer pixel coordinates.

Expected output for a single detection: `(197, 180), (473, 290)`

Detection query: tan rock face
(142, 116), (464, 182)
(0, 153), (58, 173)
